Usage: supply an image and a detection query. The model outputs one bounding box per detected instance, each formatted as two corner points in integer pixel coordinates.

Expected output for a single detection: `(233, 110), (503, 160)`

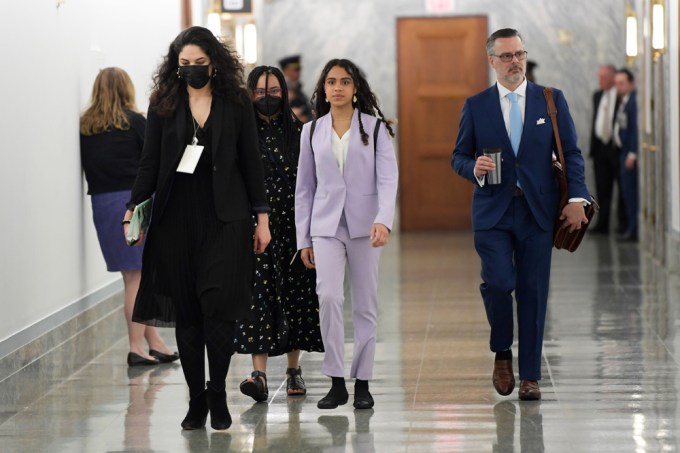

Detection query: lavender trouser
(312, 215), (382, 380)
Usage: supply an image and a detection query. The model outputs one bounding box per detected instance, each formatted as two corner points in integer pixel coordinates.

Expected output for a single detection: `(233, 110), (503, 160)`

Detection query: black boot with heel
(181, 390), (208, 430)
(206, 381), (232, 430)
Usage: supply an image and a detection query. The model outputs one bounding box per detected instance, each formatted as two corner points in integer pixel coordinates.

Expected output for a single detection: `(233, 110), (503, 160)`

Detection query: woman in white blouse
(294, 59), (399, 410)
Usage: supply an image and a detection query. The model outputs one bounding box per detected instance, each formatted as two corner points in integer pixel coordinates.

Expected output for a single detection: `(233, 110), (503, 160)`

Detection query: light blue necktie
(507, 92), (522, 155)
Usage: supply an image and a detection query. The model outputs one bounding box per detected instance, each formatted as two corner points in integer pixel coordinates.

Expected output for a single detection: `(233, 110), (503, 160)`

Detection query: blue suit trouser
(474, 196), (553, 381)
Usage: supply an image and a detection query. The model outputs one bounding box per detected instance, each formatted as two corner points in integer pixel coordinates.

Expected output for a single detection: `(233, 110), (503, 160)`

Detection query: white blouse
(331, 129), (351, 175)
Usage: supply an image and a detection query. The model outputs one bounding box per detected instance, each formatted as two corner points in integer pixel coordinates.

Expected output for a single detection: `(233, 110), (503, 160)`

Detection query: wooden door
(397, 16), (488, 230)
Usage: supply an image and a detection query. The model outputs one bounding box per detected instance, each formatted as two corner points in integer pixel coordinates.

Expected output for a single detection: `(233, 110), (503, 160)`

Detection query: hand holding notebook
(126, 198), (152, 246)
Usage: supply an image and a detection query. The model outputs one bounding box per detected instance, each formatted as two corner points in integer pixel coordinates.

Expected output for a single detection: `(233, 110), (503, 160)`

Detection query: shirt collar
(497, 78), (528, 99)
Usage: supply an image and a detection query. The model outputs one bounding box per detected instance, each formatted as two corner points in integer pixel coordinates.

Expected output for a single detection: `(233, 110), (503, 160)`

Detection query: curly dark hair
(149, 26), (246, 117)
(247, 65), (302, 164)
(311, 59), (395, 145)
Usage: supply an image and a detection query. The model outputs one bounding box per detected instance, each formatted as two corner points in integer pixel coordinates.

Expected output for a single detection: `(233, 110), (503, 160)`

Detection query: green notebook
(126, 198), (152, 246)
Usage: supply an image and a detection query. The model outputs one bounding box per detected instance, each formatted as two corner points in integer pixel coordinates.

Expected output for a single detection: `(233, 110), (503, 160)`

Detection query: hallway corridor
(1, 232), (678, 452)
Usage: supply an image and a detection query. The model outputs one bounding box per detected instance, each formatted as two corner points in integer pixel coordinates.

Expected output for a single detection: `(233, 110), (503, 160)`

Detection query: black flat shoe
(127, 352), (159, 367)
(149, 349), (180, 363)
(317, 388), (349, 410)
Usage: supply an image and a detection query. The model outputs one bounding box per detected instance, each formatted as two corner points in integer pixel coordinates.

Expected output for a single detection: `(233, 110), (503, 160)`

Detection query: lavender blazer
(295, 110), (399, 249)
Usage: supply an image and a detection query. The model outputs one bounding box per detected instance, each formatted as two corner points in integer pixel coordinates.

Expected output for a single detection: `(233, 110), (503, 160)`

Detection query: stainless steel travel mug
(483, 148), (501, 185)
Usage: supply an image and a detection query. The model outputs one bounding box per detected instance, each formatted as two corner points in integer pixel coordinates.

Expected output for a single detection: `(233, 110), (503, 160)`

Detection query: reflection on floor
(1, 232), (679, 452)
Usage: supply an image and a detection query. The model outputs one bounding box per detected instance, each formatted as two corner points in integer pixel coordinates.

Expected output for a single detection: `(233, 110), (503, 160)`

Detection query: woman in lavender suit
(295, 59), (398, 410)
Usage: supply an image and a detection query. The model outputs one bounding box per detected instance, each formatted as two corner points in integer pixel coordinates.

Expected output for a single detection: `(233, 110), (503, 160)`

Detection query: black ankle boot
(353, 379), (374, 409)
(317, 377), (349, 410)
(206, 381), (232, 430)
(181, 390), (208, 430)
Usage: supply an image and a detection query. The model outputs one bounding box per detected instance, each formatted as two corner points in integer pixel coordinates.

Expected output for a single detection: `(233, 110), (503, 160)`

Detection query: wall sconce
(651, 0), (665, 62)
(206, 11), (222, 37)
(625, 3), (638, 66)
(207, 0), (222, 37)
(234, 22), (257, 65)
(243, 23), (258, 64)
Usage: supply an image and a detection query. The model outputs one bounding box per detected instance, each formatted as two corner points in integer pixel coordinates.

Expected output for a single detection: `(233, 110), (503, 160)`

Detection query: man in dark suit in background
(525, 60), (538, 83)
(613, 68), (638, 242)
(279, 55), (313, 122)
(452, 28), (590, 401)
(590, 64), (626, 234)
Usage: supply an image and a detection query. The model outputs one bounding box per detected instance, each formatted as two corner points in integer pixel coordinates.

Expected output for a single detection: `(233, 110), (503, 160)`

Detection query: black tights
(175, 315), (236, 397)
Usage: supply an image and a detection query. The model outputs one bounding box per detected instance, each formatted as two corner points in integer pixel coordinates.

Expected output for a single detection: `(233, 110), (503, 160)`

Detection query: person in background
(80, 67), (178, 368)
(235, 65), (323, 403)
(123, 26), (270, 431)
(590, 64), (626, 235)
(452, 28), (590, 401)
(279, 54), (313, 122)
(613, 68), (638, 242)
(525, 60), (538, 83)
(295, 58), (399, 410)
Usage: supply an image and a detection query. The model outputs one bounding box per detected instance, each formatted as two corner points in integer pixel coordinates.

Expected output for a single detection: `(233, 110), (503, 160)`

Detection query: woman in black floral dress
(236, 66), (323, 402)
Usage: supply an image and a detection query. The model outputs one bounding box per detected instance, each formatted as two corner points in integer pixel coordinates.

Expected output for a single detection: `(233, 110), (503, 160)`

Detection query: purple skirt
(91, 190), (143, 272)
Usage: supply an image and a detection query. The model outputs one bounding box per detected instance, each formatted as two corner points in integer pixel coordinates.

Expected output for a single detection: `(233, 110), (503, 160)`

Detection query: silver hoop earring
(325, 97), (329, 103)
(353, 95), (357, 103)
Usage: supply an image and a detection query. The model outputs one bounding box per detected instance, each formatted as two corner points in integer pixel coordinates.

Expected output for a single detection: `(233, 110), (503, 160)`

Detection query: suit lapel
(211, 96), (223, 159)
(517, 83), (539, 158)
(594, 90), (603, 110)
(175, 91), (188, 161)
(318, 115), (344, 179)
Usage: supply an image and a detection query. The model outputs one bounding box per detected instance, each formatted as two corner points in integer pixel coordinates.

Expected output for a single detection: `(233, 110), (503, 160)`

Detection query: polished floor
(2, 231), (680, 452)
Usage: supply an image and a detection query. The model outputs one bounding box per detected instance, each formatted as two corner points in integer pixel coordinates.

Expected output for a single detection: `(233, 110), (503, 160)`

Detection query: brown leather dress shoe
(492, 359), (515, 396)
(518, 380), (541, 401)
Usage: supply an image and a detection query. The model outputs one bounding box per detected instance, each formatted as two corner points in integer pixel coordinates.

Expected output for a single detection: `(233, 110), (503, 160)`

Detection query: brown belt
(513, 187), (524, 197)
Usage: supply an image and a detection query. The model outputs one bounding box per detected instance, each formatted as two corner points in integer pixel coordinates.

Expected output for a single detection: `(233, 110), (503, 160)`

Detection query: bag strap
(543, 87), (568, 187)
(373, 118), (381, 155)
(309, 118), (317, 151)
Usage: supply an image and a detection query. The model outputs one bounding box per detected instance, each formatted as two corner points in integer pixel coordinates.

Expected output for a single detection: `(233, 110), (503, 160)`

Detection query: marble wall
(257, 0), (626, 174)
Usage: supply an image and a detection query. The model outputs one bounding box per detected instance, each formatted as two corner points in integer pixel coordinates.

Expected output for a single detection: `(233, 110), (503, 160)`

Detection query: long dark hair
(311, 58), (395, 145)
(247, 66), (302, 164)
(150, 26), (246, 117)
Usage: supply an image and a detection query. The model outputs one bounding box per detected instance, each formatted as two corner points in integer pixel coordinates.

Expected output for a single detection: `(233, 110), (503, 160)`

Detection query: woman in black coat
(123, 26), (270, 431)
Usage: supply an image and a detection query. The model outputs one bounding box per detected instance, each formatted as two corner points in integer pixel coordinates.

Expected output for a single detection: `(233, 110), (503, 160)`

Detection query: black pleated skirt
(133, 145), (253, 327)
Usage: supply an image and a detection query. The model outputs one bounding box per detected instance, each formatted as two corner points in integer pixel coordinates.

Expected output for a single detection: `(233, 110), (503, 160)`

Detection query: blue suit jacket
(616, 91), (638, 155)
(452, 82), (589, 232)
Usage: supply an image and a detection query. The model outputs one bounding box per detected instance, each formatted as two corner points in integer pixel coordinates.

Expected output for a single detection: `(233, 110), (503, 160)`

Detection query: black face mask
(254, 95), (283, 117)
(178, 65), (211, 89)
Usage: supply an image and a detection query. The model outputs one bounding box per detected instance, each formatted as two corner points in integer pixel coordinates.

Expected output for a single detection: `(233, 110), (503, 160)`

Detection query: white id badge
(176, 144), (204, 173)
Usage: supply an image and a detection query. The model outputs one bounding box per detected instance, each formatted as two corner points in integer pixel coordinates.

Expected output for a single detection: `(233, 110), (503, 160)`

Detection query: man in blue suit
(613, 68), (638, 242)
(452, 28), (590, 400)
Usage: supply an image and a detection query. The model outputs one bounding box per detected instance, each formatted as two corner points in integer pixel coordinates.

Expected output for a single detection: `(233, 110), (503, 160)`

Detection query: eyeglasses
(253, 87), (282, 97)
(491, 51), (528, 63)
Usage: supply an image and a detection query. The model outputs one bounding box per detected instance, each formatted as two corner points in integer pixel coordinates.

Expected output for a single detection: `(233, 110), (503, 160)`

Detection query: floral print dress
(235, 115), (324, 355)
